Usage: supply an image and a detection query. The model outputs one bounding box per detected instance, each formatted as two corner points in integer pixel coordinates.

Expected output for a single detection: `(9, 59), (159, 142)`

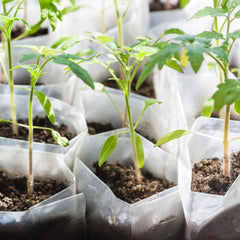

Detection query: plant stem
(28, 81), (34, 196)
(124, 90), (141, 183)
(7, 38), (18, 135)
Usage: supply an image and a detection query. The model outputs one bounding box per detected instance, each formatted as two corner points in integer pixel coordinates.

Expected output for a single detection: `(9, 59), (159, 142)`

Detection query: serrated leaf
(88, 32), (114, 43)
(228, 30), (240, 40)
(227, 0), (240, 10)
(162, 28), (185, 37)
(51, 35), (82, 50)
(144, 98), (162, 108)
(201, 98), (214, 117)
(189, 7), (226, 20)
(53, 56), (94, 89)
(51, 130), (69, 147)
(155, 130), (191, 146)
(134, 132), (144, 168)
(234, 10), (240, 18)
(196, 31), (223, 40)
(34, 90), (55, 124)
(212, 79), (240, 112)
(61, 4), (82, 15)
(136, 43), (182, 90)
(99, 134), (118, 167)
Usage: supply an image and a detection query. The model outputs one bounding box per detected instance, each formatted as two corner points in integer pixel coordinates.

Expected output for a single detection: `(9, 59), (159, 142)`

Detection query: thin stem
(124, 90), (141, 183)
(7, 38), (18, 135)
(223, 105), (230, 176)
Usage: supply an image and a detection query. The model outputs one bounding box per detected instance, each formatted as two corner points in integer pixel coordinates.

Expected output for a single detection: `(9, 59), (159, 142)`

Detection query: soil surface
(0, 116), (76, 144)
(191, 152), (240, 195)
(0, 170), (65, 211)
(94, 161), (175, 203)
(87, 122), (114, 135)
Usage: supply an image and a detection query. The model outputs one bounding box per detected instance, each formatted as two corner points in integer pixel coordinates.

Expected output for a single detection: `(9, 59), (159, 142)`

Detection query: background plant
(140, 0), (240, 177)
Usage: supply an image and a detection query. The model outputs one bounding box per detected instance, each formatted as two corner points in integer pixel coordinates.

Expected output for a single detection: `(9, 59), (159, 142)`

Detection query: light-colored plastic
(72, 82), (186, 157)
(73, 129), (185, 240)
(0, 94), (87, 153)
(179, 116), (240, 240)
(0, 143), (86, 240)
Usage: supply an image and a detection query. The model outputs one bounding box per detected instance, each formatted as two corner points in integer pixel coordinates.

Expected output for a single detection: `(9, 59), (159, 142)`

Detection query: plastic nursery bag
(0, 94), (87, 153)
(73, 129), (185, 240)
(73, 81), (186, 157)
(0, 75), (78, 105)
(0, 140), (86, 240)
(179, 116), (240, 240)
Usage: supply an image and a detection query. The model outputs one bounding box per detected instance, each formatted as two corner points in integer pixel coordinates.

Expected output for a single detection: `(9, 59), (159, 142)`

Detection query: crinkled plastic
(72, 83), (186, 157)
(0, 94), (87, 153)
(0, 140), (86, 240)
(179, 116), (240, 240)
(72, 129), (185, 240)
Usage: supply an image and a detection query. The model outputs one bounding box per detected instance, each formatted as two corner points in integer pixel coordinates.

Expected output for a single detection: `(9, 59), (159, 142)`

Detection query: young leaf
(99, 134), (118, 167)
(201, 98), (214, 117)
(180, 49), (189, 67)
(155, 130), (191, 146)
(51, 35), (83, 50)
(196, 31), (223, 40)
(61, 4), (82, 15)
(180, 0), (189, 8)
(210, 47), (228, 62)
(166, 59), (184, 72)
(136, 43), (182, 90)
(34, 90), (55, 124)
(53, 55), (94, 89)
(212, 79), (240, 112)
(19, 53), (42, 63)
(51, 130), (69, 147)
(134, 132), (144, 168)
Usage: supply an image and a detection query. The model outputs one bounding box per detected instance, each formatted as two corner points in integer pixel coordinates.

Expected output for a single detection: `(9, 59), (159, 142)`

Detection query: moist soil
(94, 161), (175, 204)
(0, 170), (65, 211)
(0, 116), (76, 144)
(87, 122), (114, 135)
(191, 151), (240, 195)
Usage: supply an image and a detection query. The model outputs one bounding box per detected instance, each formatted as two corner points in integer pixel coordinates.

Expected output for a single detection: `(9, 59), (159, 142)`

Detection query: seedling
(142, 0), (240, 177)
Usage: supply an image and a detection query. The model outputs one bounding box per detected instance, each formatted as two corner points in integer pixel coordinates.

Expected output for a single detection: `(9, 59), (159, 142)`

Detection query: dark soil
(0, 116), (76, 144)
(94, 161), (175, 203)
(149, 0), (181, 11)
(0, 170), (65, 211)
(191, 151), (240, 195)
(104, 77), (155, 98)
(0, 24), (48, 41)
(87, 122), (114, 135)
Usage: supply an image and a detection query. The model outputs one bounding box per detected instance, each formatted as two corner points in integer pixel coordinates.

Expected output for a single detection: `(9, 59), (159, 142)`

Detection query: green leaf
(94, 82), (108, 94)
(228, 30), (240, 40)
(166, 59), (184, 73)
(211, 47), (228, 62)
(196, 31), (223, 40)
(189, 7), (226, 19)
(144, 98), (162, 109)
(201, 98), (214, 117)
(88, 31), (114, 43)
(180, 0), (190, 8)
(51, 130), (69, 147)
(234, 100), (240, 114)
(212, 79), (240, 112)
(19, 53), (42, 62)
(185, 45), (207, 73)
(99, 134), (118, 167)
(136, 43), (182, 90)
(51, 35), (83, 50)
(53, 55), (94, 89)
(34, 90), (55, 124)
(226, 0), (240, 10)
(134, 132), (145, 168)
(234, 10), (240, 18)
(61, 4), (82, 15)
(155, 130), (191, 146)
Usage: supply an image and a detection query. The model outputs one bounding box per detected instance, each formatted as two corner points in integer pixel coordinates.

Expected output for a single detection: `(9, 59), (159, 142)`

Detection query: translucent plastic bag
(72, 129), (185, 240)
(73, 84), (186, 157)
(179, 116), (240, 240)
(0, 94), (87, 153)
(0, 140), (86, 240)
